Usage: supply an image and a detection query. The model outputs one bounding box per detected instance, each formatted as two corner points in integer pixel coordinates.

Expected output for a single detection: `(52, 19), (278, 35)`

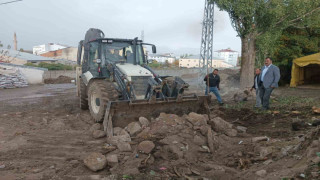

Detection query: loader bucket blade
(103, 95), (210, 136)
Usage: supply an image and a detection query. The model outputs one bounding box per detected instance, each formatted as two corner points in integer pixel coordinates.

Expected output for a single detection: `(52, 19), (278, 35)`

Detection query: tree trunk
(240, 33), (256, 89)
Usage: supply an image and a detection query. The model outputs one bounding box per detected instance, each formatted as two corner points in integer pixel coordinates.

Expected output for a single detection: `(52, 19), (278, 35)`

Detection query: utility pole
(13, 32), (17, 50)
(199, 0), (214, 91)
(141, 30), (144, 42)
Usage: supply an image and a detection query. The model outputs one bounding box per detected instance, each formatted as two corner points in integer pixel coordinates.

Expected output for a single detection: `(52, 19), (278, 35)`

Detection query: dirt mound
(44, 75), (74, 84)
(90, 112), (254, 179)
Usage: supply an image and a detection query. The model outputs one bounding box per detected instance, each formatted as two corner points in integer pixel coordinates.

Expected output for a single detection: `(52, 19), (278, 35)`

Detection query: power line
(0, 0), (22, 5)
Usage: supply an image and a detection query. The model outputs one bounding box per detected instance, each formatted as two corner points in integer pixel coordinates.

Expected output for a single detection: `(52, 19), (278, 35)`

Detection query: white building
(148, 53), (176, 64)
(179, 55), (233, 68)
(213, 48), (239, 66)
(33, 43), (69, 55)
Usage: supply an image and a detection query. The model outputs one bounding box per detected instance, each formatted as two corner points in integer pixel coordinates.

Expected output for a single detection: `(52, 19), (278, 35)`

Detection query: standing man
(250, 68), (261, 108)
(204, 69), (223, 105)
(259, 57), (280, 110)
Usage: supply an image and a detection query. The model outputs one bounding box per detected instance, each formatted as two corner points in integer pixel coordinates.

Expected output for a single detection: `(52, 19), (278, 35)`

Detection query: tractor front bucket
(103, 94), (210, 137)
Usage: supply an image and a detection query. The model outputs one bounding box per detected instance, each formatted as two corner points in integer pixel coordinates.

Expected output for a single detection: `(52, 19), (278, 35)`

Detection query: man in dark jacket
(250, 68), (261, 108)
(204, 69), (223, 105)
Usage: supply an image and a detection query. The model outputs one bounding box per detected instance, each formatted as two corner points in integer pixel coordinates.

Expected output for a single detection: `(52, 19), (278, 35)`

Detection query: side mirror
(152, 45), (157, 54)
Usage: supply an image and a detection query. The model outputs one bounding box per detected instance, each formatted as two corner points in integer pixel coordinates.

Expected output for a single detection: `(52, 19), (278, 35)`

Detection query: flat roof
(0, 49), (57, 61)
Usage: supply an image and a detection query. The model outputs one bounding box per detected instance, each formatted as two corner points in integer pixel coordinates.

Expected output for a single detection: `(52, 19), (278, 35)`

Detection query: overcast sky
(0, 0), (241, 55)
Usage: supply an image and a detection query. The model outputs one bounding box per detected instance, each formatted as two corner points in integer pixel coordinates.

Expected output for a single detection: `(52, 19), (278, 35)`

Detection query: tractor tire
(88, 80), (117, 123)
(80, 79), (88, 110)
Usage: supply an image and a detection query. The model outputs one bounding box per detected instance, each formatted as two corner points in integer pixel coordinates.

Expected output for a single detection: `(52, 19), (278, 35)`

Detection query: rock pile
(84, 112), (244, 179)
(0, 71), (28, 89)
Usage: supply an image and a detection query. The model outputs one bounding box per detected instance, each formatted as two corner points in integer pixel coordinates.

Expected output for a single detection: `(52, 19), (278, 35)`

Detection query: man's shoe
(219, 102), (224, 106)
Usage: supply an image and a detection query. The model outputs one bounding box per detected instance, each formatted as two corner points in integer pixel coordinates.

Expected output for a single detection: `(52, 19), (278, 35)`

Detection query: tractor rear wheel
(80, 79), (88, 110)
(88, 80), (117, 123)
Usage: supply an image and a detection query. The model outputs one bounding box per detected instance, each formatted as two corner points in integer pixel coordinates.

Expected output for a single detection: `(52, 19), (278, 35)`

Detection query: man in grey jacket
(259, 57), (280, 110)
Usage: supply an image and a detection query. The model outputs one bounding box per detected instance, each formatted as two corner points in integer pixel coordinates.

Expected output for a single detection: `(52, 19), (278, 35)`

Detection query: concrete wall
(0, 63), (47, 84)
(41, 47), (77, 61)
(44, 70), (76, 79)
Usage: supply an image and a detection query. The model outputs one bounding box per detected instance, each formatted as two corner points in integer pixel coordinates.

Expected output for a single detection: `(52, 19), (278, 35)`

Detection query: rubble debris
(83, 152), (107, 172)
(256, 169), (267, 177)
(291, 111), (301, 115)
(312, 106), (320, 114)
(252, 136), (269, 143)
(117, 141), (132, 152)
(0, 72), (28, 89)
(106, 154), (118, 167)
(92, 130), (106, 139)
(210, 117), (237, 137)
(186, 112), (208, 126)
(126, 122), (142, 136)
(139, 117), (150, 127)
(44, 75), (74, 84)
(236, 126), (247, 133)
(137, 141), (155, 154)
(207, 127), (215, 153)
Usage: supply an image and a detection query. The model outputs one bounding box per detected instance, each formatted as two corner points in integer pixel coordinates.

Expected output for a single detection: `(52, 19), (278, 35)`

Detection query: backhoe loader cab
(76, 28), (209, 135)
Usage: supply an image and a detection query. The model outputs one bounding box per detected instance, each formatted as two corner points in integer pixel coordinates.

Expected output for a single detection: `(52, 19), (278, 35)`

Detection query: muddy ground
(0, 81), (320, 179)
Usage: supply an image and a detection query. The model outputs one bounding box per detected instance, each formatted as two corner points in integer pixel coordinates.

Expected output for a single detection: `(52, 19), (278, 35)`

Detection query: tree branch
(276, 6), (320, 27)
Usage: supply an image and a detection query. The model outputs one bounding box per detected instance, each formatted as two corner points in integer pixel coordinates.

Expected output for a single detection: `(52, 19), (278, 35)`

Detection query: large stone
(126, 122), (142, 136)
(83, 152), (107, 172)
(210, 117), (237, 137)
(90, 123), (102, 132)
(252, 136), (268, 143)
(136, 127), (151, 138)
(256, 170), (267, 177)
(139, 117), (150, 127)
(187, 112), (208, 126)
(106, 154), (118, 167)
(138, 141), (155, 154)
(117, 141), (132, 152)
(92, 130), (106, 139)
(236, 126), (247, 133)
(119, 129), (130, 137)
